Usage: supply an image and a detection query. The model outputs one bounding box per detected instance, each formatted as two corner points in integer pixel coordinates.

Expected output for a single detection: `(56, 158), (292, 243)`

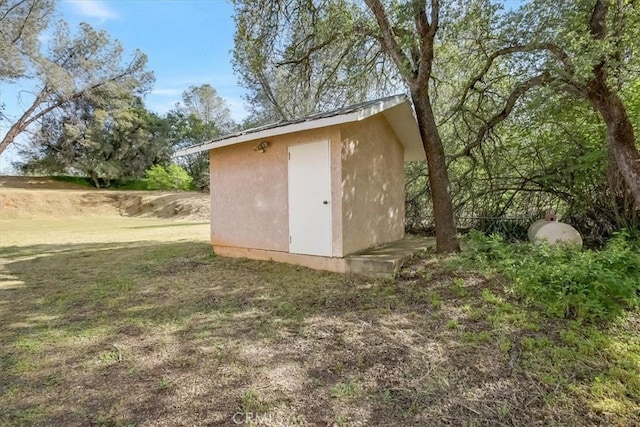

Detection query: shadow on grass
(0, 241), (637, 426)
(122, 222), (209, 229)
(0, 241), (153, 261)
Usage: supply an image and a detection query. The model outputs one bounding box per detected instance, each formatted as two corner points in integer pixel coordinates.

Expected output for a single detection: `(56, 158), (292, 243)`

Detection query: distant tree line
(15, 83), (235, 190)
(0, 0), (235, 189)
(2, 0), (638, 247)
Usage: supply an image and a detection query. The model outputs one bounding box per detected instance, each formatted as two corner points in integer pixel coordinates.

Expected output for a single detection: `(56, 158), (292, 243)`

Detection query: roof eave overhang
(382, 101), (425, 162)
(174, 95), (426, 162)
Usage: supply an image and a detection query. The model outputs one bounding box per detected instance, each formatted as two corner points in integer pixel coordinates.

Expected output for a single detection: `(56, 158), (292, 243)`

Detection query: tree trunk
(587, 87), (640, 209)
(411, 90), (460, 253)
(0, 126), (21, 156)
(585, 0), (640, 209)
(88, 170), (100, 188)
(0, 87), (49, 156)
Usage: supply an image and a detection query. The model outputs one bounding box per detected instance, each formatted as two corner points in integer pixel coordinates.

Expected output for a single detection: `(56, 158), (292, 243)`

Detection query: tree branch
(276, 35), (337, 67)
(414, 0), (436, 84)
(589, 0), (608, 39)
(256, 70), (289, 120)
(458, 43), (574, 109)
(450, 72), (553, 162)
(364, 0), (415, 81)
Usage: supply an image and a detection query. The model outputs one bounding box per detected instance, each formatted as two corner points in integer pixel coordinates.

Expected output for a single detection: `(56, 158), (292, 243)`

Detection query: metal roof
(174, 94), (426, 162)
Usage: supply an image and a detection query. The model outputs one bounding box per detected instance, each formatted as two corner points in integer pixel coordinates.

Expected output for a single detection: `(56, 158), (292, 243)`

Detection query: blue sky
(0, 0), (526, 173)
(1, 0), (246, 172)
(56, 0), (246, 118)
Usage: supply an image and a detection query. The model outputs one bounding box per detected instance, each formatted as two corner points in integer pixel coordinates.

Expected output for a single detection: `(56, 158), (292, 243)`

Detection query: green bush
(51, 175), (94, 187)
(111, 179), (149, 190)
(53, 175), (148, 189)
(461, 231), (640, 322)
(145, 164), (193, 191)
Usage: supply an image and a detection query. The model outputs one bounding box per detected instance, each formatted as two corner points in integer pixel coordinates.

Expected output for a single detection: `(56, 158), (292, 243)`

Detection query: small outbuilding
(175, 94), (426, 273)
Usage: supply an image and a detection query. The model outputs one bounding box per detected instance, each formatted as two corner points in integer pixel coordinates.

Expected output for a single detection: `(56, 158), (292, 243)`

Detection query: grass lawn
(1, 216), (638, 426)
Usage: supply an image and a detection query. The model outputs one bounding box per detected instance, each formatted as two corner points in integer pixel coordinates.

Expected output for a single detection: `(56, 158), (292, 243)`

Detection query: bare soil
(0, 176), (210, 221)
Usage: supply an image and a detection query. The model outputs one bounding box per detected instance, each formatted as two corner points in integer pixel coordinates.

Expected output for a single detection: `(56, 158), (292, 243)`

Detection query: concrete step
(345, 236), (434, 277)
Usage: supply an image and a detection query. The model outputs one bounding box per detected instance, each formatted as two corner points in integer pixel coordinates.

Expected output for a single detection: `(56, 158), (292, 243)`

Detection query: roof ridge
(173, 93), (425, 160)
(177, 94), (409, 153)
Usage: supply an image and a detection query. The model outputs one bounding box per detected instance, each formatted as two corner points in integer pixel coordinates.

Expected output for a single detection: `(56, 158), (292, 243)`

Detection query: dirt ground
(0, 176), (210, 221)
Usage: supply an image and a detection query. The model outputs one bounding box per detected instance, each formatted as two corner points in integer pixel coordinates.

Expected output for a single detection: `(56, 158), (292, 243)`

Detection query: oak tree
(233, 0), (462, 252)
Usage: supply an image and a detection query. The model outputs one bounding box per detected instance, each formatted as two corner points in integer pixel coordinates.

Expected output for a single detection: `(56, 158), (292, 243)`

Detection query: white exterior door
(288, 140), (332, 256)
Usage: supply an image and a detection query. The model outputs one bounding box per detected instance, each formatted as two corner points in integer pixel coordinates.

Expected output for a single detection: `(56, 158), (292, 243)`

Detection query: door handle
(323, 201), (329, 205)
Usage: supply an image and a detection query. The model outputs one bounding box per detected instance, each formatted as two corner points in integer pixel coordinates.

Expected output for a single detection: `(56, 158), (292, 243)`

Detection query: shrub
(145, 164), (193, 191)
(51, 175), (94, 187)
(112, 179), (149, 190)
(461, 231), (640, 322)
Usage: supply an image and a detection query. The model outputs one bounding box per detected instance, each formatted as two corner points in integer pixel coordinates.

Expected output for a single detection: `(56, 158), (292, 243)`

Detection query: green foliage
(110, 179), (150, 191)
(170, 86), (235, 192)
(402, 1), (639, 243)
(51, 176), (94, 187)
(461, 231), (640, 321)
(2, 17), (153, 156)
(145, 164), (193, 191)
(178, 84), (235, 135)
(623, 79), (640, 147)
(17, 96), (173, 186)
(233, 0), (395, 124)
(330, 380), (362, 400)
(239, 388), (271, 414)
(50, 175), (149, 190)
(0, 0), (54, 79)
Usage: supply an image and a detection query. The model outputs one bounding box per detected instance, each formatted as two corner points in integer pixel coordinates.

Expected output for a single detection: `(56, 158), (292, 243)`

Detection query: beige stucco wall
(209, 128), (344, 255)
(340, 115), (405, 255)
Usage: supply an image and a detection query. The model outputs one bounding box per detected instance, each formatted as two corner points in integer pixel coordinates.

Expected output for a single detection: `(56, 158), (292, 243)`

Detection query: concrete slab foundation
(213, 236), (434, 277)
(345, 235), (434, 277)
(213, 245), (348, 272)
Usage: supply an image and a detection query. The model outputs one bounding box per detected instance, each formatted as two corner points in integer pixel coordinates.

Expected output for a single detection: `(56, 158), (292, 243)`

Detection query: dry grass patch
(0, 214), (638, 426)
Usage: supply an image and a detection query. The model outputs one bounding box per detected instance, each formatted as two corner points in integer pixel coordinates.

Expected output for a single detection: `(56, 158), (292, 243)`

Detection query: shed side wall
(340, 115), (405, 255)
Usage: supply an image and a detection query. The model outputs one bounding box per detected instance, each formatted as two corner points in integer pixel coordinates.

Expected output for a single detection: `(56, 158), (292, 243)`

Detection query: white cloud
(151, 88), (183, 97)
(145, 93), (248, 123)
(225, 96), (249, 123)
(67, 0), (119, 21)
(145, 99), (180, 116)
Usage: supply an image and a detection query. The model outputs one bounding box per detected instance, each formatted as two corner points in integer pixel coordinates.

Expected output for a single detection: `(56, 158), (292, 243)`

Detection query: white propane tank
(528, 213), (557, 242)
(527, 219), (548, 242)
(527, 213), (583, 247)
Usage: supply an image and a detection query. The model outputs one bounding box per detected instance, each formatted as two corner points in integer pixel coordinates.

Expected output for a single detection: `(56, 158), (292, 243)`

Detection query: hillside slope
(0, 176), (210, 221)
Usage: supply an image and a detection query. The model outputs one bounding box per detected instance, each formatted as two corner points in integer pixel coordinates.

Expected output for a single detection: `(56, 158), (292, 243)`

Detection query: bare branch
(451, 42), (577, 121)
(364, 0), (415, 81)
(450, 72), (553, 162)
(275, 35), (337, 67)
(0, 0), (30, 23)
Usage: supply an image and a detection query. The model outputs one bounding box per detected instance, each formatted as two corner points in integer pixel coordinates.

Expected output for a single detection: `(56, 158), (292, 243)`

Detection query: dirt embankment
(0, 176), (210, 221)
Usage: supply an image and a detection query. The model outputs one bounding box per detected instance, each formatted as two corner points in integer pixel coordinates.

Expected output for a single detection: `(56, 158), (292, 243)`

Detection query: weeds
(330, 381), (362, 400)
(457, 231), (640, 322)
(239, 388), (271, 414)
